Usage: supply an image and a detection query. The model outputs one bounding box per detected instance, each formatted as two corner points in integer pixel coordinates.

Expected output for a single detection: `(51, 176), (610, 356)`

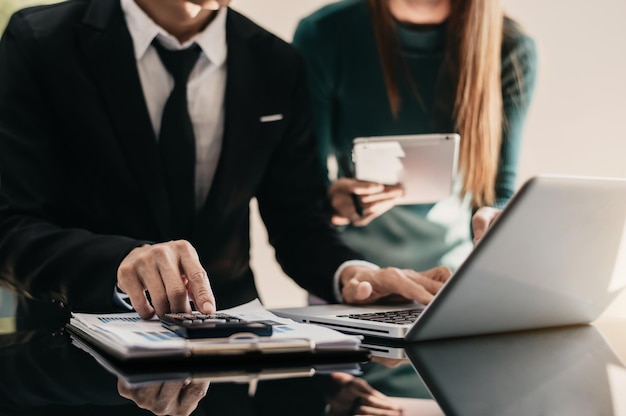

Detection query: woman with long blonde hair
(294, 0), (537, 280)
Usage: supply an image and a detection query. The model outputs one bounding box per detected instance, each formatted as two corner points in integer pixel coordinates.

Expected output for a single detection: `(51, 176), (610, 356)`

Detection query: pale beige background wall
(232, 0), (626, 317)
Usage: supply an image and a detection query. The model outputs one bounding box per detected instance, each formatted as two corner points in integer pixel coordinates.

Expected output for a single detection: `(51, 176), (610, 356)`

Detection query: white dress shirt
(122, 0), (226, 211)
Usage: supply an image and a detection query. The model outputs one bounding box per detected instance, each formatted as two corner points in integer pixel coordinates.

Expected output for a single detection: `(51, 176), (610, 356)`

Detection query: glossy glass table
(0, 316), (624, 415)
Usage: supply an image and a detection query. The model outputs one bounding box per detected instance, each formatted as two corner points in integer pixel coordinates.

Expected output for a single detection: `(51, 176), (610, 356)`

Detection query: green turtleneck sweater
(293, 0), (537, 271)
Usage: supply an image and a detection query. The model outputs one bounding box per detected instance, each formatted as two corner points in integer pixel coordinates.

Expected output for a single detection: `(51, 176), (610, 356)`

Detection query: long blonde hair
(367, 0), (504, 208)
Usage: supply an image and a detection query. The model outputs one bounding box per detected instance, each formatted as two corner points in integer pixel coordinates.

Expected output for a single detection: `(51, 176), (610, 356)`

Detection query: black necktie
(153, 40), (201, 238)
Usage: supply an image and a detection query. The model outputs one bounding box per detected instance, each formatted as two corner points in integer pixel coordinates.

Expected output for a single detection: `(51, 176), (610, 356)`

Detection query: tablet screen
(352, 133), (460, 205)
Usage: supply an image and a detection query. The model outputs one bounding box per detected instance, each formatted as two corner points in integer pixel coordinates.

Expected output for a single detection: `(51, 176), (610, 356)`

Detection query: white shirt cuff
(333, 260), (380, 302)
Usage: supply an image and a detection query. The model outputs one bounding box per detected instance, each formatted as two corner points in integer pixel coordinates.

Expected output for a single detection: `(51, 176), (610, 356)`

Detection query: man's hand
(328, 178), (404, 227)
(339, 265), (451, 305)
(117, 379), (209, 416)
(472, 207), (502, 244)
(117, 240), (216, 319)
(327, 372), (403, 416)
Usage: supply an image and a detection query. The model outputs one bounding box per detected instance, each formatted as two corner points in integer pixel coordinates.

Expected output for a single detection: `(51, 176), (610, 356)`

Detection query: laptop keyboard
(339, 309), (423, 325)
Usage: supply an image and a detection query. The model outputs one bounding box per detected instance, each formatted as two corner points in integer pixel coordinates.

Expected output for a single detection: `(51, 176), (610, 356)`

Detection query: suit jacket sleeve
(254, 36), (363, 302)
(0, 11), (144, 313)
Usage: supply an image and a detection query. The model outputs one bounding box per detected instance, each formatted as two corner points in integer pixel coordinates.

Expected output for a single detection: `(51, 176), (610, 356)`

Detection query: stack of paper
(70, 333), (362, 389)
(67, 299), (363, 360)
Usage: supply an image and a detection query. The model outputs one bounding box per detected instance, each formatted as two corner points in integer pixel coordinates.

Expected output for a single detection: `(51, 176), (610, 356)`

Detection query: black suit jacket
(0, 0), (361, 319)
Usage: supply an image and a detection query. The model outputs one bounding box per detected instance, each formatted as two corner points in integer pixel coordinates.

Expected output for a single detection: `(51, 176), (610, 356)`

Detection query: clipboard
(65, 307), (370, 365)
(66, 319), (317, 361)
(70, 333), (311, 384)
(68, 330), (367, 386)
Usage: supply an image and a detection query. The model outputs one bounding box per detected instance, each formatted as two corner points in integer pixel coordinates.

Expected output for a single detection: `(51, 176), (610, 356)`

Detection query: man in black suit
(0, 0), (450, 322)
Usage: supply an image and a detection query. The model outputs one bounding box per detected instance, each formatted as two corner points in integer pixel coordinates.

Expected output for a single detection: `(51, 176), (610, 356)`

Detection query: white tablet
(352, 133), (460, 205)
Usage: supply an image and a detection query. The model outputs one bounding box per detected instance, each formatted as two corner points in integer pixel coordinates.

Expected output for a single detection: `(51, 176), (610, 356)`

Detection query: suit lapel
(194, 10), (264, 233)
(78, 0), (171, 238)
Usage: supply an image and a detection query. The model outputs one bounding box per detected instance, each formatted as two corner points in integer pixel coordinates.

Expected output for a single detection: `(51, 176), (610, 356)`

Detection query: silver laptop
(273, 175), (626, 341)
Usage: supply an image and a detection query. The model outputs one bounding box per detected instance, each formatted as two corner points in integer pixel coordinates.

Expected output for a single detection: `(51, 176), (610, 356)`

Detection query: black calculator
(160, 312), (273, 339)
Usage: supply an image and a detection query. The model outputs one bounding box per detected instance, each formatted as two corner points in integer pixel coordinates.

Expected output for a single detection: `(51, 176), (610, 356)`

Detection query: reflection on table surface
(0, 328), (350, 416)
(0, 317), (624, 415)
(361, 317), (626, 416)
